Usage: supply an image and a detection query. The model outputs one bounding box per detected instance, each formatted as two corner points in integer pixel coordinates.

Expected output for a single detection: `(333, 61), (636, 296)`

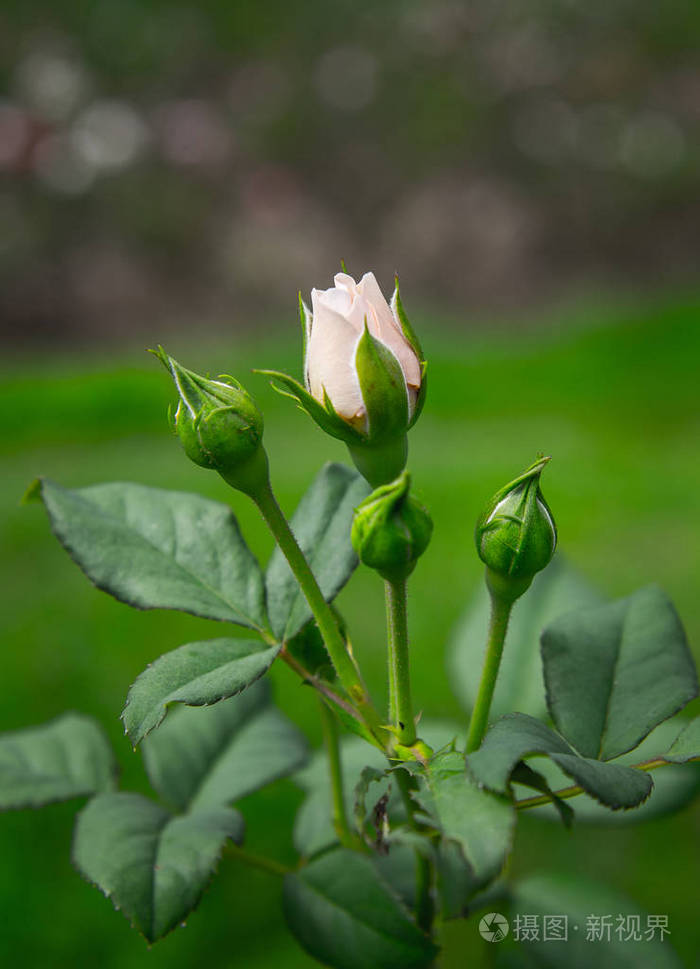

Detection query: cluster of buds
(153, 275), (556, 609)
(152, 270), (558, 771)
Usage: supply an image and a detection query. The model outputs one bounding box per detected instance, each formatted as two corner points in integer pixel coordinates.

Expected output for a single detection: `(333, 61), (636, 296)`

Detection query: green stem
(253, 480), (383, 739)
(226, 843), (290, 877)
(386, 600), (398, 727)
(385, 577), (416, 746)
(384, 579), (433, 927)
(465, 592), (514, 753)
(516, 756), (680, 810)
(415, 850), (434, 934)
(393, 766), (434, 935)
(279, 646), (365, 725)
(318, 697), (354, 847)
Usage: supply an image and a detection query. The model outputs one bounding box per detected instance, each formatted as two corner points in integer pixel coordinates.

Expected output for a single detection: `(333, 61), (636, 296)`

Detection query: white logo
(479, 912), (510, 943)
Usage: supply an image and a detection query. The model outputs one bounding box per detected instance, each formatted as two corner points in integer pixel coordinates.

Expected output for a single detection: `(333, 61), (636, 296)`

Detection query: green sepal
(392, 278), (427, 429)
(409, 364), (428, 430)
(354, 323), (409, 442)
(480, 456), (552, 524)
(299, 292), (310, 369)
(391, 276), (424, 363)
(256, 370), (363, 444)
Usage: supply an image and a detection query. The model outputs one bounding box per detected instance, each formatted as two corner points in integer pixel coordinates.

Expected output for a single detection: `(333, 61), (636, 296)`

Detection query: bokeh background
(2, 0), (699, 966)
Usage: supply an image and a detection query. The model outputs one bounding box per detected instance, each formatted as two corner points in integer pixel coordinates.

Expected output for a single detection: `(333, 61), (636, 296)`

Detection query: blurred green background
(2, 0), (700, 966)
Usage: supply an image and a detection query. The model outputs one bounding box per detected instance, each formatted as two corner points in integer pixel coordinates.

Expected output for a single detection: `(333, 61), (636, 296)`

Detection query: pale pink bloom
(306, 272), (421, 429)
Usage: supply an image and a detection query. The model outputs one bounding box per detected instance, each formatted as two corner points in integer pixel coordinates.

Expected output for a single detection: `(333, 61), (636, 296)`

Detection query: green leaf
(522, 720), (700, 824)
(374, 838), (422, 912)
(73, 791), (243, 942)
(664, 715), (700, 763)
(510, 762), (574, 828)
(468, 713), (571, 792)
(0, 713), (117, 809)
(449, 557), (601, 720)
(551, 753), (653, 810)
(285, 618), (337, 682)
(142, 680), (308, 811)
(353, 765), (387, 836)
(542, 585), (698, 760)
(122, 638), (280, 746)
(33, 478), (268, 630)
(414, 751), (515, 885)
(468, 713), (653, 810)
(507, 872), (683, 968)
(265, 463), (369, 641)
(434, 839), (482, 919)
(283, 848), (438, 969)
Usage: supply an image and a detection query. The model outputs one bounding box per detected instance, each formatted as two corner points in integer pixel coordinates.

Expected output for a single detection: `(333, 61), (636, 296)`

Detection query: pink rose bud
(261, 271), (426, 486)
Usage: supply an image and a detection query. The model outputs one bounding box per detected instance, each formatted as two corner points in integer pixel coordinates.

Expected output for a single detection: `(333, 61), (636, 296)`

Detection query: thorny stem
(279, 646), (370, 732)
(383, 576), (433, 930)
(385, 577), (416, 746)
(253, 480), (385, 742)
(318, 698), (354, 847)
(465, 592), (513, 753)
(515, 757), (681, 810)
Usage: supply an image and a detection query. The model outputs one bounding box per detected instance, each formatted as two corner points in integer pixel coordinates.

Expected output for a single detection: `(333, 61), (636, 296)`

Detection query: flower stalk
(385, 577), (416, 746)
(253, 478), (385, 742)
(465, 592), (514, 753)
(318, 698), (355, 848)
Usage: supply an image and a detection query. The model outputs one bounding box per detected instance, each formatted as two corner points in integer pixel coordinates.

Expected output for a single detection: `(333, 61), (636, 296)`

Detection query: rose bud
(351, 472), (433, 583)
(152, 346), (269, 497)
(475, 456), (557, 602)
(259, 272), (426, 487)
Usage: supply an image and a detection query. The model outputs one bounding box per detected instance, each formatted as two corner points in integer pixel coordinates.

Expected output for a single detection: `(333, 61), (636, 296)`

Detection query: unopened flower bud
(260, 272), (427, 487)
(475, 456), (557, 602)
(152, 347), (269, 497)
(351, 472), (432, 583)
